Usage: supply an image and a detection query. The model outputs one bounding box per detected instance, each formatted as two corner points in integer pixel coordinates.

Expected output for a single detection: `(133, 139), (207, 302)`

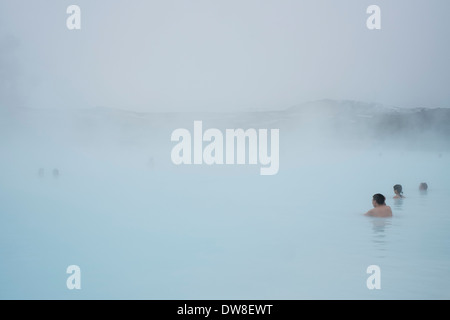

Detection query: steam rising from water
(0, 100), (449, 299)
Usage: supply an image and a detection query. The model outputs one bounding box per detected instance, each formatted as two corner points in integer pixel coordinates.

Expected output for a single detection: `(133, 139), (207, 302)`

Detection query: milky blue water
(1, 138), (449, 300)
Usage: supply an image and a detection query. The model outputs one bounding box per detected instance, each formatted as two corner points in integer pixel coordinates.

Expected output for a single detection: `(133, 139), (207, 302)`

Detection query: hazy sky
(0, 0), (449, 112)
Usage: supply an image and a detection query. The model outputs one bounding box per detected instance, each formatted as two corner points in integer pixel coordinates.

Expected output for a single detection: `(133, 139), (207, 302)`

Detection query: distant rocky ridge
(280, 100), (450, 144)
(1, 99), (449, 150)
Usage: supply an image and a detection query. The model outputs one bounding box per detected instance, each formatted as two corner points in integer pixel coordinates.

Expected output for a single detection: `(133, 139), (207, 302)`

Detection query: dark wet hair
(419, 182), (428, 191)
(393, 184), (403, 196)
(373, 193), (386, 205)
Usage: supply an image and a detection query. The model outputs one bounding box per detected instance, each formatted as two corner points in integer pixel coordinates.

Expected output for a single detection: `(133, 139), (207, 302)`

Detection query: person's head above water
(372, 193), (386, 206)
(393, 184), (405, 198)
(393, 184), (403, 195)
(419, 182), (428, 191)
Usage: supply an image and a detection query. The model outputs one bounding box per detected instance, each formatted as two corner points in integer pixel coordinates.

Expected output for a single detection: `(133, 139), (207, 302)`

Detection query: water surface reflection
(370, 218), (392, 258)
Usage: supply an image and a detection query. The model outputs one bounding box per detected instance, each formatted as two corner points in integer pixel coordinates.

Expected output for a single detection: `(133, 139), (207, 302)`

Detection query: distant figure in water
(393, 184), (405, 199)
(419, 182), (428, 191)
(364, 194), (392, 217)
(52, 168), (59, 178)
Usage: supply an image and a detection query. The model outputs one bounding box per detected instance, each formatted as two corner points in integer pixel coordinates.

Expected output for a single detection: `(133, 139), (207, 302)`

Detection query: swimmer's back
(365, 206), (392, 218)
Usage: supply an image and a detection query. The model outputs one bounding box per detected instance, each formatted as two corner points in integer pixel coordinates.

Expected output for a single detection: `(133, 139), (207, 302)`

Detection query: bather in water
(393, 184), (405, 199)
(419, 182), (428, 191)
(364, 193), (393, 218)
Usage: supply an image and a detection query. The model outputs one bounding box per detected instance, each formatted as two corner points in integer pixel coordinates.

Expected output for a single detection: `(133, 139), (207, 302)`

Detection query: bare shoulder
(384, 206), (393, 217)
(364, 209), (375, 216)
